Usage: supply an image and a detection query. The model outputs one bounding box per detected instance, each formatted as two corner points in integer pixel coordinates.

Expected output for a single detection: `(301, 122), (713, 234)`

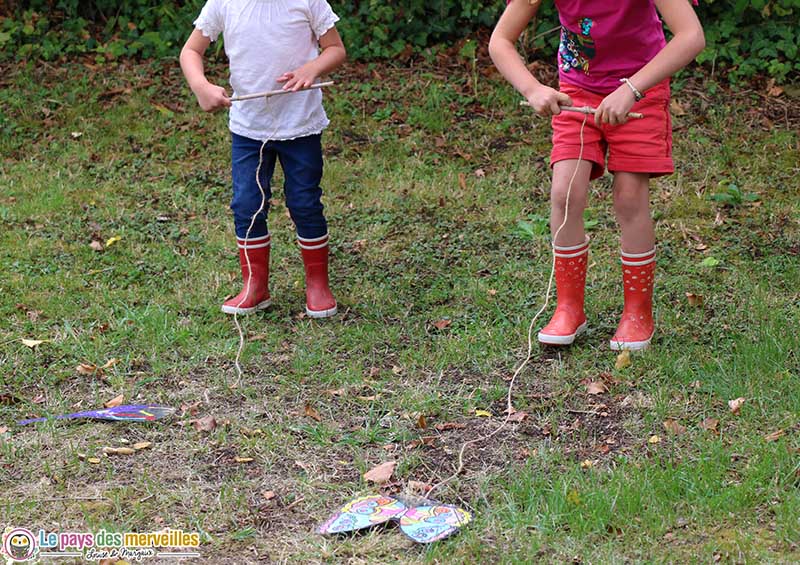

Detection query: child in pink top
(490, 0), (705, 350)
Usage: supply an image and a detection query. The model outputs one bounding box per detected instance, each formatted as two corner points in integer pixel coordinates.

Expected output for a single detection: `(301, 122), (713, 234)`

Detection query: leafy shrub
(0, 0), (797, 82)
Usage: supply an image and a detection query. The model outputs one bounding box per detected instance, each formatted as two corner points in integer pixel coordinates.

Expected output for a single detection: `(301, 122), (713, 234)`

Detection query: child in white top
(180, 0), (346, 318)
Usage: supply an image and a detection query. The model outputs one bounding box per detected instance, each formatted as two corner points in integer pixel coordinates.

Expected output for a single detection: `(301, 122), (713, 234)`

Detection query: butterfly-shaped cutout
(319, 494), (472, 544)
(17, 405), (175, 425)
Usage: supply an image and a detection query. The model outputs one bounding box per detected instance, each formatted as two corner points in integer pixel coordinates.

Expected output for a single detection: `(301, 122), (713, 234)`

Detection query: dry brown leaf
(474, 168), (486, 178)
(615, 350), (632, 369)
(417, 414), (427, 430)
(663, 419), (687, 435)
(89, 240), (104, 252)
(699, 417), (719, 432)
(685, 292), (704, 307)
(304, 403), (322, 422)
(101, 358), (119, 369)
(507, 411), (528, 423)
(580, 459), (594, 469)
(262, 490), (276, 501)
(433, 319), (452, 330)
(363, 460), (396, 484)
(0, 426), (8, 434)
(407, 480), (432, 495)
(728, 397), (746, 415)
(191, 415), (217, 432)
(487, 288), (497, 296)
(458, 172), (467, 191)
(648, 435), (661, 444)
(670, 99), (687, 116)
(434, 421), (466, 431)
(104, 394), (124, 408)
(132, 441), (152, 450)
(764, 429), (785, 442)
(587, 381), (607, 395)
(21, 339), (45, 348)
(76, 363), (98, 375)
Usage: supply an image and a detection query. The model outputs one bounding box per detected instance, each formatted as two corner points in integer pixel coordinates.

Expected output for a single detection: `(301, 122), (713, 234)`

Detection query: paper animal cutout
(17, 405), (174, 425)
(319, 494), (472, 544)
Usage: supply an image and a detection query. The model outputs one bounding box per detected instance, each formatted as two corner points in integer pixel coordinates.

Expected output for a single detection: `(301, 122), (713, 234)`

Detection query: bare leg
(612, 172), (654, 253)
(550, 159), (593, 246)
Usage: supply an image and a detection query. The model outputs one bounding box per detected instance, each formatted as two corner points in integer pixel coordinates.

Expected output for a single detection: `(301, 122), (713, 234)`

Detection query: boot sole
(609, 334), (653, 351)
(306, 304), (337, 318)
(538, 321), (588, 346)
(221, 299), (271, 315)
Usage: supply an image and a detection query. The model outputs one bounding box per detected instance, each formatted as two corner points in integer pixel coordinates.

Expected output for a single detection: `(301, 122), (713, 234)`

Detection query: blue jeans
(230, 132), (327, 240)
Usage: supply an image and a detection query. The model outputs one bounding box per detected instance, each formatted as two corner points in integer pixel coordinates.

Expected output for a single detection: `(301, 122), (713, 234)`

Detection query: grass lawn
(1, 52), (799, 563)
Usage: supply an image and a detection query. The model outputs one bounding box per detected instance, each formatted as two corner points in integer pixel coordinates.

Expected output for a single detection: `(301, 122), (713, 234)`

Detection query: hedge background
(1, 0), (798, 82)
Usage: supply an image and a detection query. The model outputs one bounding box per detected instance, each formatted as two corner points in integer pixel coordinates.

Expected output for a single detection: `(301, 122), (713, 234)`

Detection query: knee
(613, 185), (647, 221)
(551, 182), (586, 214)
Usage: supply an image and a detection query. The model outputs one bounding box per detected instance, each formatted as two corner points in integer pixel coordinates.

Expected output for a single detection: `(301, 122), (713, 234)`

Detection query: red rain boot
(299, 234), (337, 318)
(221, 234), (272, 314)
(610, 248), (656, 350)
(538, 238), (589, 345)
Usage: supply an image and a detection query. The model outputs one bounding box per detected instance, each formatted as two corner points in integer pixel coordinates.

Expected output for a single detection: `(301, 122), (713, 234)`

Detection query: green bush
(0, 0), (797, 82)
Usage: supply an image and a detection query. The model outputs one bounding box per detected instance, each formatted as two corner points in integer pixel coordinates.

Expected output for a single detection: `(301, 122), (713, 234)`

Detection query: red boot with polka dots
(538, 238), (590, 345)
(610, 248), (656, 351)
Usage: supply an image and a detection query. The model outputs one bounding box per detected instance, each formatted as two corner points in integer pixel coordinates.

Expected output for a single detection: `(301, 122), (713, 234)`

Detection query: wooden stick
(520, 100), (644, 119)
(230, 81), (334, 102)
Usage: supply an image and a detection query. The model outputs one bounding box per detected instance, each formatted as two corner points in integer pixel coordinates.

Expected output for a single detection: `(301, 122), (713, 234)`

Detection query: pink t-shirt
(554, 0), (667, 93)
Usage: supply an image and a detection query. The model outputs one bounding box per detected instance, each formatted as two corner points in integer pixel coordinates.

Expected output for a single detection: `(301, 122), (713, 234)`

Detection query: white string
(231, 98), (283, 388)
(427, 112), (589, 499)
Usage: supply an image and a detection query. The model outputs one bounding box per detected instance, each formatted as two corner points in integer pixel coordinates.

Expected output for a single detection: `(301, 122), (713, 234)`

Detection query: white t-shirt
(194, 0), (339, 141)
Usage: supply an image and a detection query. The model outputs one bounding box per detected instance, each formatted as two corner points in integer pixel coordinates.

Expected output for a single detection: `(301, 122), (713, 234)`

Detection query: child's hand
(277, 63), (319, 92)
(194, 81), (231, 112)
(595, 86), (636, 126)
(525, 85), (573, 117)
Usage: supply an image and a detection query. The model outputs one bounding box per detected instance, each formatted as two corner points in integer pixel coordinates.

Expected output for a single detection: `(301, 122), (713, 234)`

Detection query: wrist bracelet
(620, 78), (645, 101)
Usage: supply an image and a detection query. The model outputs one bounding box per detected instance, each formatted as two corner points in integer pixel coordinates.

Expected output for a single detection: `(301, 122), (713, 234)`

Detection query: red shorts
(550, 80), (673, 180)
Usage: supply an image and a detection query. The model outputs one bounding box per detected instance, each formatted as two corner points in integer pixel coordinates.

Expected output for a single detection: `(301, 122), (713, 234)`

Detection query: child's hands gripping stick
(525, 84), (573, 117)
(193, 81), (232, 112)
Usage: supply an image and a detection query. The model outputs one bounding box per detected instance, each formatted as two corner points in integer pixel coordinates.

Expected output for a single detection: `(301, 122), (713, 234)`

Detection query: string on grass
(426, 108), (591, 500)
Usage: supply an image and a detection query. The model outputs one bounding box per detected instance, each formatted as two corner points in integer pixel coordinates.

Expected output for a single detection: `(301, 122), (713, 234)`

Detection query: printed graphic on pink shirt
(558, 17), (595, 74)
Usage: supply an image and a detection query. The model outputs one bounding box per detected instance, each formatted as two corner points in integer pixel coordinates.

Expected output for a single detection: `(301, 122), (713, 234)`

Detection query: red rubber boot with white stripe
(299, 234), (337, 318)
(221, 234), (272, 314)
(610, 248), (656, 350)
(538, 238), (589, 345)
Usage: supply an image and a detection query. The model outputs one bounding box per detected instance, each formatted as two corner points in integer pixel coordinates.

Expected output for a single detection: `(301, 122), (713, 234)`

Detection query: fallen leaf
(434, 422), (466, 431)
(586, 381), (607, 395)
(474, 168), (486, 178)
(104, 394), (124, 408)
(417, 414), (427, 429)
(615, 350), (632, 369)
(433, 319), (452, 330)
(648, 435), (661, 444)
(71, 131), (83, 139)
(87, 457), (102, 464)
(262, 490), (276, 501)
(191, 415), (217, 432)
(101, 358), (119, 369)
(89, 240), (104, 252)
(103, 447), (135, 456)
(391, 365), (404, 376)
(363, 460), (396, 484)
(766, 78), (784, 97)
(76, 363), (98, 375)
(728, 397), (746, 415)
(663, 419), (687, 435)
(132, 442), (152, 450)
(304, 403), (322, 422)
(487, 288), (497, 296)
(699, 256), (721, 268)
(670, 99), (687, 116)
(566, 489), (581, 505)
(0, 426), (8, 434)
(458, 172), (467, 191)
(764, 429), (785, 442)
(21, 339), (44, 348)
(699, 417), (719, 432)
(234, 456), (254, 463)
(580, 459), (594, 469)
(105, 236), (121, 247)
(507, 411), (528, 423)
(475, 409), (493, 417)
(685, 292), (704, 307)
(407, 480), (431, 495)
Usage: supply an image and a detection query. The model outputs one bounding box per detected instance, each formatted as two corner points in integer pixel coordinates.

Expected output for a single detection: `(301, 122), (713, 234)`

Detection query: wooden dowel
(230, 81), (334, 102)
(519, 100), (644, 119)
